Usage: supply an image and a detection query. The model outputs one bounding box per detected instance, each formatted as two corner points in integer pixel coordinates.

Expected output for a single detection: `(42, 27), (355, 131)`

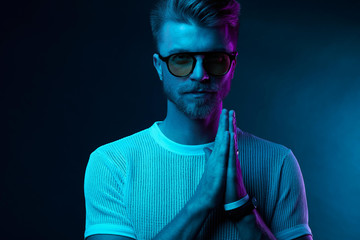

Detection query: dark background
(1, 0), (359, 239)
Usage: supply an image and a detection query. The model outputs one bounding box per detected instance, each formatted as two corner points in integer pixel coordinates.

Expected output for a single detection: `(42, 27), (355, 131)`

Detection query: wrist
(236, 180), (247, 199)
(224, 194), (249, 211)
(193, 180), (217, 210)
(225, 196), (258, 222)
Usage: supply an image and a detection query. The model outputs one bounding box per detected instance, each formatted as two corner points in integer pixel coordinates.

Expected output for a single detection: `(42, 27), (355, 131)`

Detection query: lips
(186, 89), (217, 94)
(184, 91), (217, 98)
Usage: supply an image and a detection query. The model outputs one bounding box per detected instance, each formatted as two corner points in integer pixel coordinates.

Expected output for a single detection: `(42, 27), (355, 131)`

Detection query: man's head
(150, 0), (241, 120)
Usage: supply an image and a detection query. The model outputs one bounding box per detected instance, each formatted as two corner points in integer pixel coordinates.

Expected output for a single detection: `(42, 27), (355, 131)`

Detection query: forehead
(158, 21), (235, 56)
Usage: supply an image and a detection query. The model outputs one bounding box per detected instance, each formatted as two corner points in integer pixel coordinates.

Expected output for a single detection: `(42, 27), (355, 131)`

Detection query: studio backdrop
(1, 0), (359, 239)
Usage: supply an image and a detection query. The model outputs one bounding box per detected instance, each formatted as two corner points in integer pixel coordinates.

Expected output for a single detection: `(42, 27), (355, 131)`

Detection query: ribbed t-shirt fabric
(84, 121), (312, 239)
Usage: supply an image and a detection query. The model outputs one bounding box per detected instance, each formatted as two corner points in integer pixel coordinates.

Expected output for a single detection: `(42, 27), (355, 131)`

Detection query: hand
(199, 109), (230, 209)
(225, 110), (247, 204)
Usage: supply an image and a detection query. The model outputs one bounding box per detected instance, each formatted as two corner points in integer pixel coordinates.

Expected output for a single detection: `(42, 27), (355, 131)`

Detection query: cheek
(162, 72), (182, 93)
(218, 77), (232, 98)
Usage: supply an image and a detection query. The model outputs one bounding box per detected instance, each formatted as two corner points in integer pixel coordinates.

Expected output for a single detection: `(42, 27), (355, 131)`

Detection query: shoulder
(93, 127), (151, 158)
(87, 127), (152, 170)
(237, 128), (292, 162)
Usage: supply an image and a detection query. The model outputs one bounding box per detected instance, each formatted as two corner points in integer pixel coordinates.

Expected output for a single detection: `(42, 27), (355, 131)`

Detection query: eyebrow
(168, 48), (228, 55)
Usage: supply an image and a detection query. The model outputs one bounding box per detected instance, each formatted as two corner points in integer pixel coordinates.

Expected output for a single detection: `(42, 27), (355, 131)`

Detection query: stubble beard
(163, 83), (222, 120)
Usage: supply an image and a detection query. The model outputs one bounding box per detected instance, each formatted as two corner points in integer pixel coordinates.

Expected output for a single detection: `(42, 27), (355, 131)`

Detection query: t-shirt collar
(149, 121), (215, 155)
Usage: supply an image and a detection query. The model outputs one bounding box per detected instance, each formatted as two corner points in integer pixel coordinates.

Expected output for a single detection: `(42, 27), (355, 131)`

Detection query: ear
(229, 58), (237, 80)
(153, 53), (163, 81)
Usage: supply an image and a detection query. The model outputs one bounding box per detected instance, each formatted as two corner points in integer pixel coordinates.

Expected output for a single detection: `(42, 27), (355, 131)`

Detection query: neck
(158, 100), (222, 145)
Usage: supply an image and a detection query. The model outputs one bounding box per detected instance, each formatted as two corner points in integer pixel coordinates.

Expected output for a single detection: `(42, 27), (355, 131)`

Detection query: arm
(86, 166), (223, 240)
(153, 109), (231, 239)
(85, 110), (231, 240)
(85, 213), (302, 240)
(84, 150), (137, 240)
(226, 110), (312, 240)
(294, 235), (313, 240)
(225, 111), (312, 240)
(152, 181), (215, 240)
(231, 209), (274, 240)
(84, 155), (215, 240)
(225, 110), (276, 240)
(87, 235), (135, 240)
(231, 208), (312, 240)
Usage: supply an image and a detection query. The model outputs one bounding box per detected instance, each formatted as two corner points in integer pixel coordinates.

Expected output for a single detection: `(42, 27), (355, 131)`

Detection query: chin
(166, 89), (222, 120)
(183, 102), (219, 120)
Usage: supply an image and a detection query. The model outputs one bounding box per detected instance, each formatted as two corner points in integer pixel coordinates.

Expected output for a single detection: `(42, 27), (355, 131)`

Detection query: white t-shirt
(84, 121), (312, 239)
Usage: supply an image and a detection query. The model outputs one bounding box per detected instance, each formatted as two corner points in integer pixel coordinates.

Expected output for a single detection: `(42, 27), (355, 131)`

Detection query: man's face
(153, 21), (237, 120)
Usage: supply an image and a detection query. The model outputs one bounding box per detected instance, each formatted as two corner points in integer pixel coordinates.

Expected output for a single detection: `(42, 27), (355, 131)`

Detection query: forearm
(153, 190), (211, 240)
(232, 209), (276, 240)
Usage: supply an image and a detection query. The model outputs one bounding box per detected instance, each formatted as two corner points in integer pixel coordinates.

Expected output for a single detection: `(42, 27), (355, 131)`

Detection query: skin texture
(153, 21), (236, 145)
(156, 21), (235, 120)
(225, 109), (248, 202)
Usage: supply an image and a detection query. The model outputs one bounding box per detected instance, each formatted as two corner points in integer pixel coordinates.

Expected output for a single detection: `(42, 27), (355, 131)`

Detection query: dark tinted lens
(204, 53), (231, 76)
(168, 54), (194, 76)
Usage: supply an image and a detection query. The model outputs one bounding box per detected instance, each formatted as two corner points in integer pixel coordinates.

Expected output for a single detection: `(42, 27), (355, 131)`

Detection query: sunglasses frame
(158, 51), (238, 77)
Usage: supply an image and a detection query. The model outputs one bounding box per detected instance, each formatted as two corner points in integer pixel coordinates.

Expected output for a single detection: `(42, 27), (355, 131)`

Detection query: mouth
(185, 91), (217, 98)
(186, 89), (217, 94)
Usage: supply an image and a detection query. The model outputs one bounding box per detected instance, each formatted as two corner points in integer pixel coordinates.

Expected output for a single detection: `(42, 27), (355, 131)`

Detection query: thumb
(203, 147), (213, 161)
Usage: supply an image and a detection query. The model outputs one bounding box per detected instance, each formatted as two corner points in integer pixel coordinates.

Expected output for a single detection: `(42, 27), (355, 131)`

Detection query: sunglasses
(158, 51), (237, 77)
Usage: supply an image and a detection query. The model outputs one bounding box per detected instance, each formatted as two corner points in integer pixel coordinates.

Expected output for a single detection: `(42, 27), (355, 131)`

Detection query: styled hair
(150, 0), (241, 51)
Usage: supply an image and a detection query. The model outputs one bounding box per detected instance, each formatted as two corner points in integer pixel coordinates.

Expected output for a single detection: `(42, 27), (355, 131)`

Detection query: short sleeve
(84, 149), (136, 239)
(271, 150), (312, 240)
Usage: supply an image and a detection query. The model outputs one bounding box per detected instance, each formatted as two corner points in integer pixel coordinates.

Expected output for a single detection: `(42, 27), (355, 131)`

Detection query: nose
(189, 56), (209, 82)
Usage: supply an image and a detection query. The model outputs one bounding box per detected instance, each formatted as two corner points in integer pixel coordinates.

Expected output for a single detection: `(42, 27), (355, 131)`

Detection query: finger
(221, 131), (230, 168)
(233, 110), (238, 152)
(228, 132), (236, 177)
(229, 110), (234, 134)
(203, 147), (212, 162)
(218, 108), (229, 133)
(229, 110), (238, 156)
(228, 111), (238, 181)
(225, 131), (238, 203)
(214, 109), (226, 142)
(214, 109), (228, 151)
(223, 108), (229, 133)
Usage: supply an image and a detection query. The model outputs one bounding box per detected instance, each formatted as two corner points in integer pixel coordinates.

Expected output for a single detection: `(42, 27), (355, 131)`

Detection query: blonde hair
(150, 0), (241, 51)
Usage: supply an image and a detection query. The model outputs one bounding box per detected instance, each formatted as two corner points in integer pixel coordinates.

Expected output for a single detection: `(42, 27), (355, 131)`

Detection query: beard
(162, 81), (224, 120)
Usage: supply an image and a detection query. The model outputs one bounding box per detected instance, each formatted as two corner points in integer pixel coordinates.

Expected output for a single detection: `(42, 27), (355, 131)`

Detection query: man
(84, 0), (313, 239)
